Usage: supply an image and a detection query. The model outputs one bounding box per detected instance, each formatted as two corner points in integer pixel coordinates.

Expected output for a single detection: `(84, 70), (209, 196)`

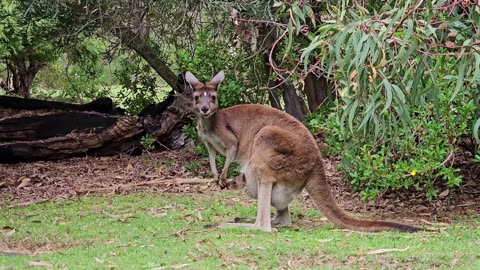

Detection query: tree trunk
(6, 57), (44, 98)
(303, 73), (336, 112)
(255, 24), (309, 120)
(117, 29), (180, 92)
(281, 81), (308, 122)
(304, 73), (332, 112)
(268, 87), (283, 110)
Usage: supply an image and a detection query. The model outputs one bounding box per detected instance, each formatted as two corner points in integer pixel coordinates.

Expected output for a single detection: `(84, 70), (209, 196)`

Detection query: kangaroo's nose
(201, 106), (209, 113)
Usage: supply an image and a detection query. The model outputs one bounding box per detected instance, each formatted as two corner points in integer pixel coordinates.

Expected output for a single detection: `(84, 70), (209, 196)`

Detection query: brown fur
(186, 70), (421, 233)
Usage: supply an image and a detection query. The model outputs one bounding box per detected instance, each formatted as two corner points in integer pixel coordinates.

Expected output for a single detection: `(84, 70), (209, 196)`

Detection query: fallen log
(0, 116), (142, 163)
(0, 95), (123, 114)
(0, 81), (194, 163)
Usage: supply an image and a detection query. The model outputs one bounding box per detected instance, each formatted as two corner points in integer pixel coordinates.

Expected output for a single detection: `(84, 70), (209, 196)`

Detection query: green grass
(1, 191), (480, 269)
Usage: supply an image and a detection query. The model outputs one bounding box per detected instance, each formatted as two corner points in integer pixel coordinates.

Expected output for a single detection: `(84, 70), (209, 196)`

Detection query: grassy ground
(1, 190), (479, 269)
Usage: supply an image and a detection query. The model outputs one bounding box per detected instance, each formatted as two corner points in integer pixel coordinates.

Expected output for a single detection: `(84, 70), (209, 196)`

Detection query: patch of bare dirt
(0, 238), (78, 255)
(0, 147), (479, 224)
(0, 148), (215, 208)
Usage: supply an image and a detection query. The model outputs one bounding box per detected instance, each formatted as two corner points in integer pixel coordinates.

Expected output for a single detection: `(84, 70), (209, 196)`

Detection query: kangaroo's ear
(185, 71), (200, 87)
(209, 70), (225, 89)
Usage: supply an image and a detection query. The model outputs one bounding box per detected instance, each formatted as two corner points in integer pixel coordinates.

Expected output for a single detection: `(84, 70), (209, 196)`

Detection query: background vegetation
(0, 0), (478, 200)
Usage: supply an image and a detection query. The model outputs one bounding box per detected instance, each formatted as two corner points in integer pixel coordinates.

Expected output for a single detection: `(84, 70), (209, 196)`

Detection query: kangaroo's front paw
(218, 174), (228, 189)
(213, 173), (219, 183)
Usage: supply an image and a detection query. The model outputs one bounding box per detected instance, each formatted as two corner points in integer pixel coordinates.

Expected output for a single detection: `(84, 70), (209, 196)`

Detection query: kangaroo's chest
(196, 123), (227, 155)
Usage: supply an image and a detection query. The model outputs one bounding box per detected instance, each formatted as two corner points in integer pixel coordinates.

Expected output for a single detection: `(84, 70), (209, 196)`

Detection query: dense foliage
(290, 0), (480, 199)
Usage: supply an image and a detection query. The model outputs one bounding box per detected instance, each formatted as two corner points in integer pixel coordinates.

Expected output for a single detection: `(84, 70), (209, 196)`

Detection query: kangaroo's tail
(305, 161), (421, 232)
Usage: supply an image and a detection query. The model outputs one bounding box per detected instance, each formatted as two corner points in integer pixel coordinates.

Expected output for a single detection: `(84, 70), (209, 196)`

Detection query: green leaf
(327, 43), (336, 75)
(401, 38), (418, 65)
(335, 28), (350, 62)
(391, 84), (406, 104)
(381, 79), (393, 114)
(286, 20), (293, 52)
(373, 114), (380, 141)
(347, 99), (360, 133)
(411, 56), (424, 93)
(301, 36), (322, 66)
(474, 117), (480, 143)
(426, 24), (438, 38)
(358, 95), (380, 131)
(292, 4), (306, 23)
(450, 60), (466, 102)
(387, 7), (403, 30)
(404, 19), (414, 41)
(304, 5), (315, 27)
(358, 35), (371, 65)
(295, 16), (301, 35)
(473, 52), (480, 83)
(392, 104), (410, 128)
(460, 39), (471, 55)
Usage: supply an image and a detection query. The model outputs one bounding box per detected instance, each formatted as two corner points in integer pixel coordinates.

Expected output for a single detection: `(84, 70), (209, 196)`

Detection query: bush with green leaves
(140, 133), (156, 152)
(308, 89), (477, 200)
(31, 37), (111, 103)
(114, 55), (162, 115)
(175, 29), (268, 107)
(278, 0), (480, 199)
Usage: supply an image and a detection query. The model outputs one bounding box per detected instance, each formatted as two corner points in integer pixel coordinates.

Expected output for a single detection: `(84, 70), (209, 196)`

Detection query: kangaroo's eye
(194, 96), (199, 102)
(211, 95), (216, 101)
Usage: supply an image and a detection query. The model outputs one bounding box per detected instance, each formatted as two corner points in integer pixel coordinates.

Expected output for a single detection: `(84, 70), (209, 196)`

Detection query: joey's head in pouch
(185, 70), (224, 118)
(226, 174), (246, 190)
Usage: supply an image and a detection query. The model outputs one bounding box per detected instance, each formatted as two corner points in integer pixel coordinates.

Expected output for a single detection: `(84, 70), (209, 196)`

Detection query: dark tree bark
(266, 70), (283, 110)
(281, 81), (308, 122)
(0, 115), (143, 163)
(0, 95), (121, 114)
(268, 87), (283, 110)
(304, 73), (331, 113)
(6, 57), (45, 98)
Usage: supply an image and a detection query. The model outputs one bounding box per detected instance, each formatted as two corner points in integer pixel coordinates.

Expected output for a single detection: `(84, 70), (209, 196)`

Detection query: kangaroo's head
(185, 70), (224, 118)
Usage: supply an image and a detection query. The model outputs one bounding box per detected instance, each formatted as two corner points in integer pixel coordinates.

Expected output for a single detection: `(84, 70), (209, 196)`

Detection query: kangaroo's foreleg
(218, 144), (237, 187)
(205, 142), (219, 182)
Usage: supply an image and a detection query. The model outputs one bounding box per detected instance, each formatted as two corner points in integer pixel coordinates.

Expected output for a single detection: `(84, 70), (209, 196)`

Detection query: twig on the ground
(8, 198), (49, 208)
(76, 177), (213, 194)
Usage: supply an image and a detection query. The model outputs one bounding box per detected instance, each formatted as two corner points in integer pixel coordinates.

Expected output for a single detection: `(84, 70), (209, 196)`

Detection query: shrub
(308, 90), (477, 200)
(114, 55), (161, 115)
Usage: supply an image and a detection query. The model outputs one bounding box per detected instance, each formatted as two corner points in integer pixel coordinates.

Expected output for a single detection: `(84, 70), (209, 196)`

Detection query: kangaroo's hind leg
(252, 126), (308, 228)
(219, 180), (273, 232)
(220, 126), (305, 232)
(219, 163), (274, 232)
(271, 184), (294, 227)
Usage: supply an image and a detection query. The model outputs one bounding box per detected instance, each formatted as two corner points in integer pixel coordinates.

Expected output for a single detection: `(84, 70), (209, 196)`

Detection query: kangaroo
(186, 70), (421, 233)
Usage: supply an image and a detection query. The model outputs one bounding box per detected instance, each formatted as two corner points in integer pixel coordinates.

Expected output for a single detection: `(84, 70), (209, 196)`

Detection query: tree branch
(117, 29), (180, 92)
